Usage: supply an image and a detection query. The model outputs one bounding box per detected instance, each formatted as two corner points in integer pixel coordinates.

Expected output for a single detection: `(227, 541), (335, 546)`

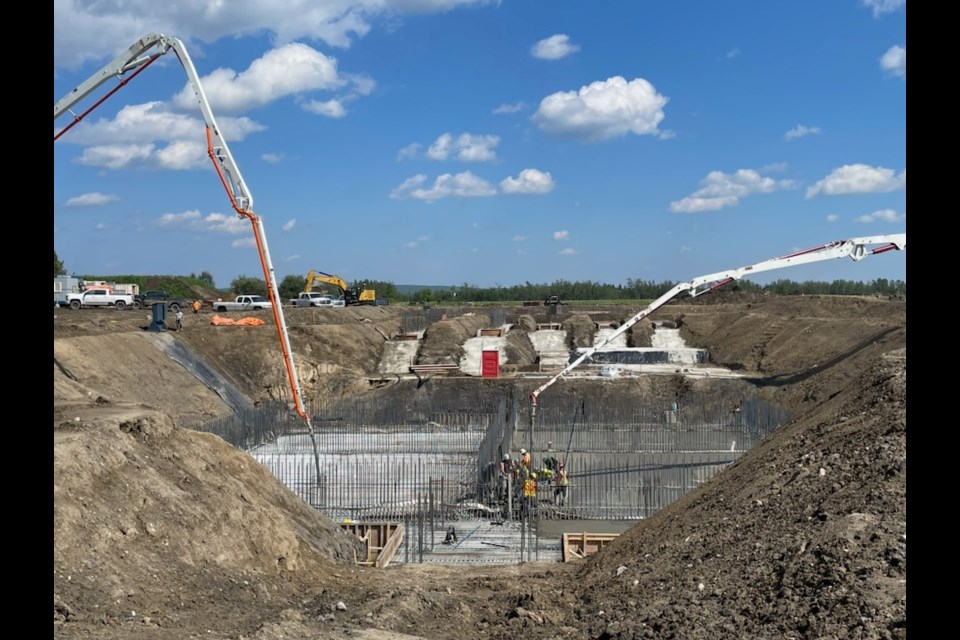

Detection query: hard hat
(503, 453), (510, 461)
(531, 473), (537, 479)
(520, 448), (527, 454)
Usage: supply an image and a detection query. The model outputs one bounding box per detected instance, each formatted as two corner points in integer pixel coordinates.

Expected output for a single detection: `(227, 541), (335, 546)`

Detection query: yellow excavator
(305, 270), (376, 305)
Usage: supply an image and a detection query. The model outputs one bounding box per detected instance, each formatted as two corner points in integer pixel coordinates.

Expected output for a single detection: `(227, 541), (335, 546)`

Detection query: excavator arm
(305, 270), (349, 294)
(529, 233), (906, 412)
(54, 33), (312, 430)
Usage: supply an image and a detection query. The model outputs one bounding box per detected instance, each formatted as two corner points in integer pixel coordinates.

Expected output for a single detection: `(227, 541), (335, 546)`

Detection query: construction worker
(538, 463), (555, 483)
(498, 453), (513, 502)
(519, 448), (531, 469)
(555, 462), (570, 506)
(499, 453), (513, 476)
(175, 309), (184, 331)
(192, 299), (201, 314)
(512, 458), (530, 511)
(521, 472), (538, 518)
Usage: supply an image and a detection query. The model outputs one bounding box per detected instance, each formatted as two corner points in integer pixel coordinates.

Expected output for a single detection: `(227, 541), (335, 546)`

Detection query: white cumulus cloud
(65, 192), (119, 207)
(531, 34), (581, 60)
(171, 43), (345, 114)
(806, 164), (906, 197)
(532, 76), (669, 142)
(880, 45), (906, 78)
(156, 209), (251, 235)
(861, 0), (906, 18)
(397, 143), (421, 160)
(553, 230), (569, 241)
(493, 102), (526, 114)
(784, 125), (821, 141)
(59, 102), (265, 170)
(670, 169), (797, 212)
(425, 133), (500, 162)
(282, 219), (296, 231)
(303, 99), (347, 118)
(500, 169), (555, 194)
(855, 208), (905, 223)
(53, 0), (501, 71)
(559, 247), (579, 255)
(155, 209), (202, 226)
(389, 171), (497, 201)
(205, 212), (250, 234)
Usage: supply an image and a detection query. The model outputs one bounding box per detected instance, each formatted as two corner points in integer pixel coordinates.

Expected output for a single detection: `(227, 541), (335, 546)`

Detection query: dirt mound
(568, 349), (907, 640)
(53, 405), (364, 634)
(417, 314), (490, 365)
(513, 314), (538, 332)
(562, 313), (596, 348)
(503, 329), (539, 368)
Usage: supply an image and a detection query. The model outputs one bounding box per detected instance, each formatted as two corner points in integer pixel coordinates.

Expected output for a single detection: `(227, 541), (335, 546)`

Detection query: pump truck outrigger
(527, 234), (906, 435)
(55, 33), (321, 467)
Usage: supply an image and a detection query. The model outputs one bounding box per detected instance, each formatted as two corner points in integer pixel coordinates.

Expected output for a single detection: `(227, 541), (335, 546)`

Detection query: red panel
(481, 349), (499, 378)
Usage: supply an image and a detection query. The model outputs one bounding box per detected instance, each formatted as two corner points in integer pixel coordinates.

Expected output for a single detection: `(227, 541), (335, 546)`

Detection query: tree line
(57, 250), (905, 303)
(235, 274), (907, 303)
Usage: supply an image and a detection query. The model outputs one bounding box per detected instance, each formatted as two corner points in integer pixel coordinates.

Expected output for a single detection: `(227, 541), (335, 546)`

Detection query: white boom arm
(54, 33), (312, 431)
(529, 233), (906, 408)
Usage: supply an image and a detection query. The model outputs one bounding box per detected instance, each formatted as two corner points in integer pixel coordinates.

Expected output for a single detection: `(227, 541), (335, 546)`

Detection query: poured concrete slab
(379, 334), (422, 374)
(460, 333), (509, 376)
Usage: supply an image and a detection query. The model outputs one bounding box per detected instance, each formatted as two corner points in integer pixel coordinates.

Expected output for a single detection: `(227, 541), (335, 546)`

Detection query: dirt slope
(52, 295), (907, 639)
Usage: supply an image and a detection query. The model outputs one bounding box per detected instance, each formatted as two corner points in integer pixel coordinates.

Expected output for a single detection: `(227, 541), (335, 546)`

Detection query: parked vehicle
(289, 292), (335, 307)
(211, 295), (273, 312)
(133, 290), (189, 313)
(64, 288), (135, 310)
(54, 275), (83, 307)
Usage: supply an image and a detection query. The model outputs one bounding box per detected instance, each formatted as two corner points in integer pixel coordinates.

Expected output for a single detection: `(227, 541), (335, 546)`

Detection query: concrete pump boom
(54, 33), (313, 433)
(529, 233), (906, 415)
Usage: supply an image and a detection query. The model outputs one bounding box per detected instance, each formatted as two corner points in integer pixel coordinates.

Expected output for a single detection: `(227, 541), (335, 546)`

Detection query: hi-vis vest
(523, 478), (537, 498)
(558, 470), (569, 486)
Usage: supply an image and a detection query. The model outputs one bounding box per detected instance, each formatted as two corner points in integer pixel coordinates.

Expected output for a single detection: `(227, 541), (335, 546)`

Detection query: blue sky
(53, 0), (906, 290)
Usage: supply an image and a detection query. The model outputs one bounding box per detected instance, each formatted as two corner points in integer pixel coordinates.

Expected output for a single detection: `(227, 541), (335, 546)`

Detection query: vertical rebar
(429, 477), (434, 551)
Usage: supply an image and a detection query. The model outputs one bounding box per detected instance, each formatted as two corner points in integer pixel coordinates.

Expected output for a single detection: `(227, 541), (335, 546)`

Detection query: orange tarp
(210, 314), (266, 326)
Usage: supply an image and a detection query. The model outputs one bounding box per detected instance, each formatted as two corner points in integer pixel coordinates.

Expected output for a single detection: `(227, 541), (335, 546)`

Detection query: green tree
(412, 288), (434, 303)
(278, 274), (305, 301)
(229, 275), (268, 297)
(54, 250), (65, 276)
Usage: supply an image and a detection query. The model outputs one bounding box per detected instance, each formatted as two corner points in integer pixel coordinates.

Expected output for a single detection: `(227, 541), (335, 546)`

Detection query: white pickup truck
(211, 295), (274, 312)
(64, 288), (135, 310)
(289, 292), (335, 307)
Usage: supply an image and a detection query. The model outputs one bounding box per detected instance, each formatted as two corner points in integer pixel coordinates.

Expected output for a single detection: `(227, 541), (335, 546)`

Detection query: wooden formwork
(561, 532), (620, 563)
(340, 522), (404, 568)
(409, 364), (461, 376)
